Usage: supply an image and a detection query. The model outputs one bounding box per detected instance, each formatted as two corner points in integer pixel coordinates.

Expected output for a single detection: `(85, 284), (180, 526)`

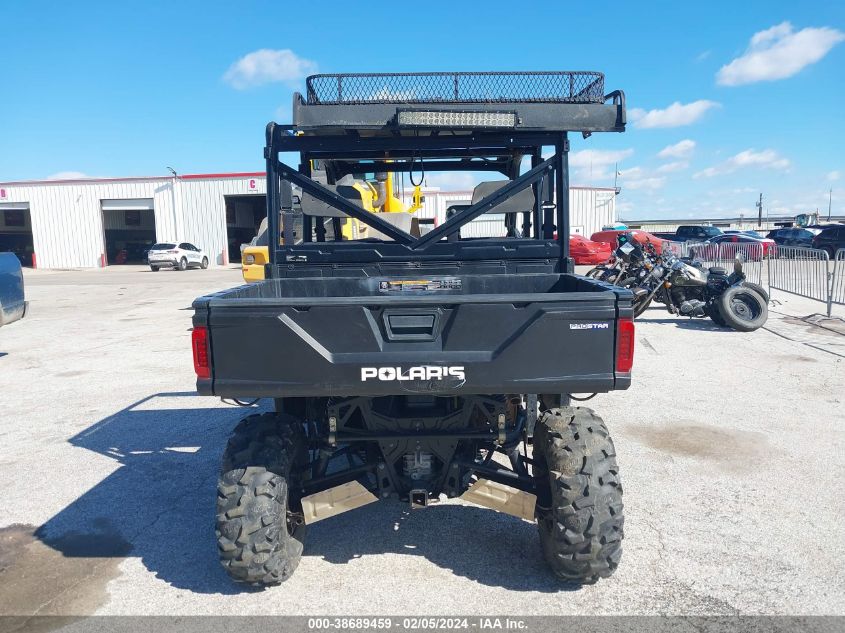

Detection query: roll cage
(264, 71), (626, 273)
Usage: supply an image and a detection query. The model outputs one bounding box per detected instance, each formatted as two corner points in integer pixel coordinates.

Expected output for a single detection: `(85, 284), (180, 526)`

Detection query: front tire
(201, 257), (209, 269)
(533, 407), (624, 583)
(216, 413), (307, 585)
(718, 286), (768, 332)
(619, 277), (652, 317)
(150, 266), (159, 272)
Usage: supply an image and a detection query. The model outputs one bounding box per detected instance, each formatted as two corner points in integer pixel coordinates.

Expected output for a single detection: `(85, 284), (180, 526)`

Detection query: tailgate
(194, 285), (631, 397)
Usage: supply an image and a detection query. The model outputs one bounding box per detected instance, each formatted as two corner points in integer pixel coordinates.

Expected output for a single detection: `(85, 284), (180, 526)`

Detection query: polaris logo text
(569, 323), (610, 330)
(361, 366), (466, 382)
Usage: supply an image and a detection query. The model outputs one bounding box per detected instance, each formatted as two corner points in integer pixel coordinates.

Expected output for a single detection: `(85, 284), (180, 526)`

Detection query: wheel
(178, 257), (188, 271)
(717, 286), (768, 332)
(585, 267), (603, 278)
(150, 266), (159, 272)
(740, 281), (769, 304)
(823, 246), (835, 258)
(216, 412), (307, 585)
(619, 277), (652, 318)
(533, 407), (624, 583)
(201, 257), (209, 269)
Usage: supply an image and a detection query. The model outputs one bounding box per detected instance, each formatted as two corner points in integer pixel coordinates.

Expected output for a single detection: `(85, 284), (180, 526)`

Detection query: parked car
(705, 233), (775, 257)
(652, 225), (722, 243)
(570, 234), (612, 265)
(0, 252), (27, 327)
(812, 225), (845, 257)
(724, 230), (765, 239)
(590, 229), (665, 253)
(147, 242), (209, 271)
(766, 228), (821, 248)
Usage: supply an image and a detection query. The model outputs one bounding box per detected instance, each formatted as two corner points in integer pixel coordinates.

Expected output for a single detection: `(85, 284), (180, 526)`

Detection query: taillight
(168, 250), (179, 254)
(616, 317), (635, 373)
(192, 326), (210, 378)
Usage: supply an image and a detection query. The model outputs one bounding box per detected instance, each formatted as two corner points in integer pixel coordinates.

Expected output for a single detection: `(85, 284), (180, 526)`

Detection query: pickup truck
(0, 252), (27, 328)
(652, 224), (723, 243)
(192, 71), (633, 587)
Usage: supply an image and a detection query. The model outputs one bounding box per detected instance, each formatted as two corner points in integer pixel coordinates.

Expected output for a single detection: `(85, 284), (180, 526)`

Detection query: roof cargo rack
(292, 71), (625, 134)
(305, 71), (606, 105)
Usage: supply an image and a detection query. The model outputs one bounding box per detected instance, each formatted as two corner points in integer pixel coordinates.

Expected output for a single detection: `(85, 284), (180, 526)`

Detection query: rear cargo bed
(193, 273), (633, 397)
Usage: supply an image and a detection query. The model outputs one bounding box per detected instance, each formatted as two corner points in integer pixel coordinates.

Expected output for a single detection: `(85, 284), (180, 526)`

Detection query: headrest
(471, 181), (536, 214)
(300, 183), (364, 218)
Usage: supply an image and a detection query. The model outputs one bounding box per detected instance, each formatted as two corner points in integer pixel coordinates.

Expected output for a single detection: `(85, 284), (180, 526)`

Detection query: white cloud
(827, 170), (841, 182)
(696, 50), (711, 62)
(46, 171), (90, 180)
(656, 161), (689, 173)
(629, 101), (720, 129)
(657, 139), (696, 159)
(717, 22), (845, 86)
(624, 176), (666, 191)
(223, 49), (317, 89)
(693, 148), (790, 178)
(617, 166), (666, 191)
(569, 149), (634, 181)
(422, 172), (482, 191)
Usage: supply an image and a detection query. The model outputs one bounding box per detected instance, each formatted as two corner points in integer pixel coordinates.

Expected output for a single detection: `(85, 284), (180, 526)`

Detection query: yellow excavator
(241, 171), (423, 282)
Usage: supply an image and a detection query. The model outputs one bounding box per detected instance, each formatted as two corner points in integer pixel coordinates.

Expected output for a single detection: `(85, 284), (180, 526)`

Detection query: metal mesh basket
(306, 72), (605, 105)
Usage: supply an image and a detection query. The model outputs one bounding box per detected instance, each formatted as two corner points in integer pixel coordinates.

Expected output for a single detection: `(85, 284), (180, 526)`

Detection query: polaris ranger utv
(192, 71), (633, 585)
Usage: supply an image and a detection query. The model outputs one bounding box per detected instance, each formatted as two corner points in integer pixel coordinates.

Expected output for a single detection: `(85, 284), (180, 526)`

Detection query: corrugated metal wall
(0, 175), (266, 268)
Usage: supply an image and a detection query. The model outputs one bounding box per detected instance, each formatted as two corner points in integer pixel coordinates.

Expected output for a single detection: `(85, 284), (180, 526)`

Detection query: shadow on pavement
(640, 315), (735, 331)
(35, 393), (569, 595)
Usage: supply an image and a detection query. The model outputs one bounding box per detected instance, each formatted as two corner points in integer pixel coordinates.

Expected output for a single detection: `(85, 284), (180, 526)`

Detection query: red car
(590, 229), (665, 254)
(570, 234), (613, 265)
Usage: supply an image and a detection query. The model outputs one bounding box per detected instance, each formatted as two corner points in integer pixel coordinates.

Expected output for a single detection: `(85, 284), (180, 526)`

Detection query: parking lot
(1, 265), (843, 617)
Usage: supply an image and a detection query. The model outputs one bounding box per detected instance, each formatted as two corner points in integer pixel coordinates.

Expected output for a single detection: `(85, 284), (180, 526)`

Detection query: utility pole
(829, 188), (833, 221)
(756, 193), (763, 227)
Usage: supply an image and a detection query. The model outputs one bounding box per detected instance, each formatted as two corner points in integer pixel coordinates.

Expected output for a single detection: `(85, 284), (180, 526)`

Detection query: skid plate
(301, 481), (379, 525)
(461, 478), (537, 521)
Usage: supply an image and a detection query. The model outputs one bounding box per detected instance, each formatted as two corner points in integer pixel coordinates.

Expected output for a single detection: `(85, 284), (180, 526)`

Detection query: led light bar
(397, 110), (517, 129)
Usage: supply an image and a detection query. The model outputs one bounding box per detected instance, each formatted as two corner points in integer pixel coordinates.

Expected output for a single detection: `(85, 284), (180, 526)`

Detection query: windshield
(150, 243), (176, 250)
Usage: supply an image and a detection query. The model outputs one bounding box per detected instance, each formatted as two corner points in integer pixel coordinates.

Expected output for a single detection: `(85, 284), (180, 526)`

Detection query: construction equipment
(240, 168), (424, 282)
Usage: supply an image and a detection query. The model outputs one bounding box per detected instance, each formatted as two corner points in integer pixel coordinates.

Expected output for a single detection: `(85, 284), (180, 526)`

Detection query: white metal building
(0, 173), (616, 269)
(0, 173), (267, 268)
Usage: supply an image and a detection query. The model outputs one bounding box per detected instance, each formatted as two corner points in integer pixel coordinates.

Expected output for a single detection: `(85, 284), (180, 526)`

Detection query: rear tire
(718, 286), (768, 332)
(150, 266), (159, 272)
(201, 257), (209, 269)
(178, 257), (188, 271)
(533, 407), (624, 583)
(216, 413), (307, 585)
(740, 281), (769, 304)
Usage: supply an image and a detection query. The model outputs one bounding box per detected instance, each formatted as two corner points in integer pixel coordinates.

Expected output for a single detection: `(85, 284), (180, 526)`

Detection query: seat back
(300, 183), (364, 218)
(471, 181), (536, 214)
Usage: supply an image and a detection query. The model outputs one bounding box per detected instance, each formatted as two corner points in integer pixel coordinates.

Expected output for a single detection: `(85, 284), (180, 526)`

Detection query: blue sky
(1, 0), (843, 220)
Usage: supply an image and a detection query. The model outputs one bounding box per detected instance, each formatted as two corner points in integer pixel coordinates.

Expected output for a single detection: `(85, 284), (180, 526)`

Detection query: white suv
(147, 242), (209, 271)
